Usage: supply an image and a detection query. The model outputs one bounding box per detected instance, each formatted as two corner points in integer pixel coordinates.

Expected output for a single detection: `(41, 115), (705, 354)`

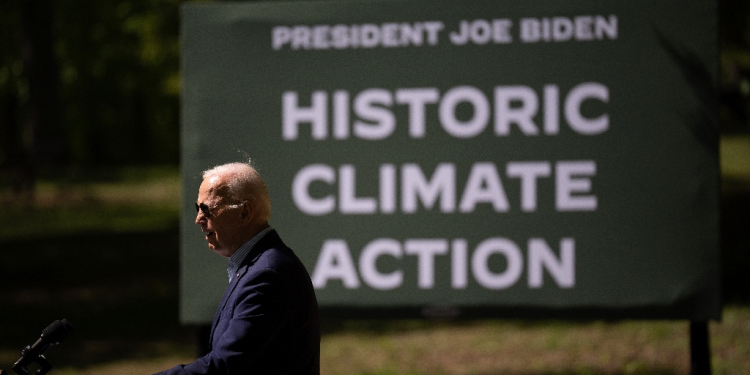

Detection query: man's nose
(195, 210), (206, 224)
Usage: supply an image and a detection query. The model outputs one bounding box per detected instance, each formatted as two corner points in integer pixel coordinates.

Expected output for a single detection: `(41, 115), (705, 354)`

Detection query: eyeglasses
(195, 201), (243, 218)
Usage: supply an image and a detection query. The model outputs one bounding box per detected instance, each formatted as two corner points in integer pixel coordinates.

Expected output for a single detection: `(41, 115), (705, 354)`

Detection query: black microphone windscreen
(41, 319), (73, 344)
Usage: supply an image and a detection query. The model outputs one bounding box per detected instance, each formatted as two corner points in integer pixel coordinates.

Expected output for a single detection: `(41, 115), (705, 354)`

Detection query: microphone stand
(11, 347), (54, 375)
(3, 319), (73, 375)
(2, 344), (56, 375)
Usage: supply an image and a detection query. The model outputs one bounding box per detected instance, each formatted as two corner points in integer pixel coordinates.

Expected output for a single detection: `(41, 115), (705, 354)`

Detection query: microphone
(12, 319), (73, 375)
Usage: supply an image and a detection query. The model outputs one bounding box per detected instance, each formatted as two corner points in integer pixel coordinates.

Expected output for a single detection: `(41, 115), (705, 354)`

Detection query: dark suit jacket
(156, 230), (320, 375)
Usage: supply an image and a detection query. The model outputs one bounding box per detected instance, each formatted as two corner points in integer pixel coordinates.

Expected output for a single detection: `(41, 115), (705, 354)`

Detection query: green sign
(180, 0), (720, 323)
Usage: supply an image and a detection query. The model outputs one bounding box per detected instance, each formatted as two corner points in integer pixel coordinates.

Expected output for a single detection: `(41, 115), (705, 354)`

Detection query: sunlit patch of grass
(317, 308), (750, 375)
(721, 135), (750, 193)
(0, 204), (178, 238)
(721, 135), (750, 176)
(711, 307), (750, 375)
(0, 166), (180, 238)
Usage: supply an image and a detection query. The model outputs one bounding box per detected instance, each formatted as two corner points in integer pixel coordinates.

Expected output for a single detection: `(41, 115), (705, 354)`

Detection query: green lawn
(721, 134), (750, 193)
(36, 307), (750, 375)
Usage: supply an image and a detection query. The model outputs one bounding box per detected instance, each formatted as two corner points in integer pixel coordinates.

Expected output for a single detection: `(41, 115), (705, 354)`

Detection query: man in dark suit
(155, 161), (320, 375)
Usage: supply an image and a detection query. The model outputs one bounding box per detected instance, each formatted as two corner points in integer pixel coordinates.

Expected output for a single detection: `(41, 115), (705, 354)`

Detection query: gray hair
(202, 160), (271, 222)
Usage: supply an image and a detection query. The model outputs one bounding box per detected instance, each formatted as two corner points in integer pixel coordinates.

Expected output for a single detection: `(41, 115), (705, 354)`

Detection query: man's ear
(241, 200), (255, 224)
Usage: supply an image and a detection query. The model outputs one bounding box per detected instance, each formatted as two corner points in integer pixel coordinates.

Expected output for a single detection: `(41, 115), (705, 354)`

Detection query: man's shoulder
(252, 245), (300, 272)
(244, 231), (305, 273)
(236, 242), (314, 298)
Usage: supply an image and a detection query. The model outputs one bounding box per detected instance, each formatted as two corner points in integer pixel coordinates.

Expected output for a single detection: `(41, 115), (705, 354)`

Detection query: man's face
(195, 175), (244, 257)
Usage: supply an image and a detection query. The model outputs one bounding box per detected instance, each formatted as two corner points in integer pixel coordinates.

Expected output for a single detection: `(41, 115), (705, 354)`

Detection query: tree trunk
(20, 0), (66, 196)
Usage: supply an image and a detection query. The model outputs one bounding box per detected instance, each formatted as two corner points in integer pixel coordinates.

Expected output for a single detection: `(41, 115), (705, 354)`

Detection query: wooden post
(690, 321), (711, 375)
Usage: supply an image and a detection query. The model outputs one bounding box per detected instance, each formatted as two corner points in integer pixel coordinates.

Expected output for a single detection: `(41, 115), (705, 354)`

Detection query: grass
(15, 309), (750, 375)
(1, 134), (749, 375)
(0, 165), (180, 238)
(720, 134), (750, 186)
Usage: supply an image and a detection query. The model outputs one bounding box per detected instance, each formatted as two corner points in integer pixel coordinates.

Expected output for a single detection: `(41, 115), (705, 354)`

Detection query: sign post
(690, 321), (712, 375)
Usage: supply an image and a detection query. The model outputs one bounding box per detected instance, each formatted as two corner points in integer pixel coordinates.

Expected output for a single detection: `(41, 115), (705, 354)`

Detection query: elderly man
(156, 162), (320, 375)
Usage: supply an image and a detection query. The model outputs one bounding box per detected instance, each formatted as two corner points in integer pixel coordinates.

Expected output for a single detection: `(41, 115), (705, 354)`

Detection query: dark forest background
(0, 0), (748, 184)
(1, 0), (181, 191)
(0, 0), (750, 187)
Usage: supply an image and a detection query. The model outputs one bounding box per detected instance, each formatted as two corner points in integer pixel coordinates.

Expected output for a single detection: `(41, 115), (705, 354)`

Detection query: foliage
(719, 0), (750, 133)
(0, 0), (749, 170)
(0, 0), (182, 168)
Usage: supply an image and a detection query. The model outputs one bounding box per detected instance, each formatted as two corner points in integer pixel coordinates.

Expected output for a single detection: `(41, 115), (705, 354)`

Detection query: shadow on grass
(0, 228), (195, 369)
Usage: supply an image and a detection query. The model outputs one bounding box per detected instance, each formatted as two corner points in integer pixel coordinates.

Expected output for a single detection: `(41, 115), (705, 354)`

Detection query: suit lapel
(208, 267), (245, 348)
(207, 230), (280, 348)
